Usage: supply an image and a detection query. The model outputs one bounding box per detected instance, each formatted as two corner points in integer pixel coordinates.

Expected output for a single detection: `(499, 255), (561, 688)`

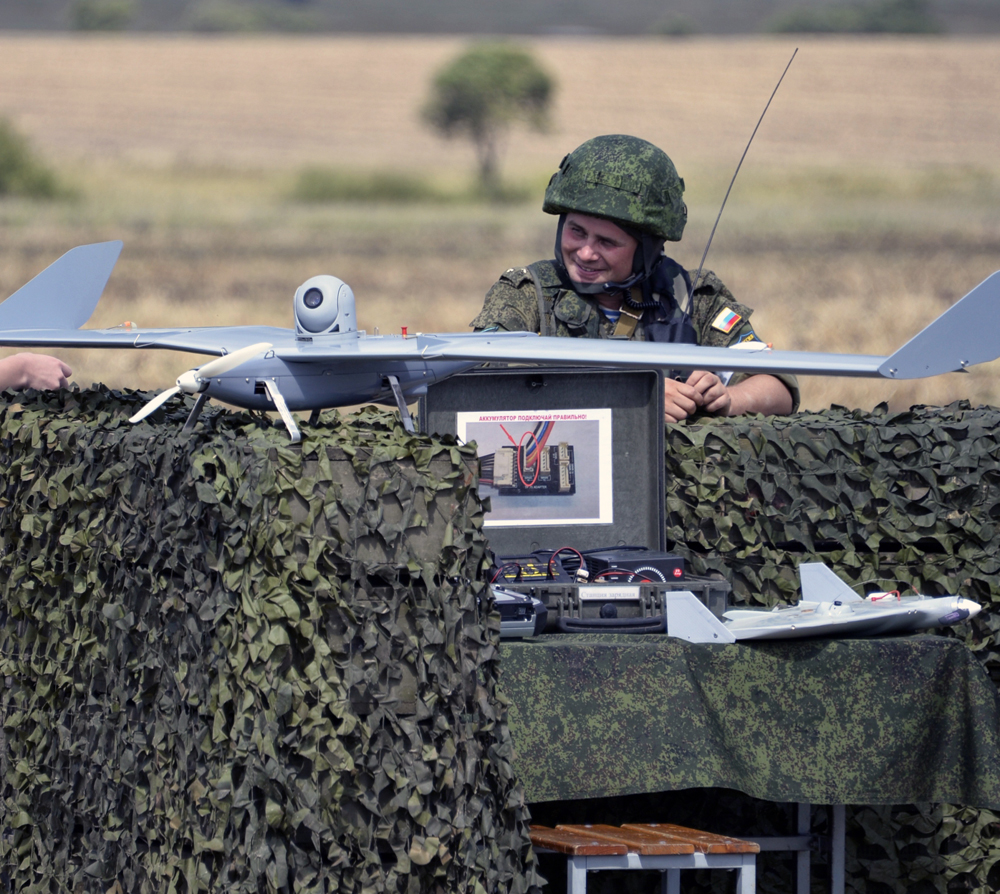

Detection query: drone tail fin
(0, 241), (123, 331)
(879, 270), (1000, 379)
(664, 591), (736, 643)
(799, 562), (862, 603)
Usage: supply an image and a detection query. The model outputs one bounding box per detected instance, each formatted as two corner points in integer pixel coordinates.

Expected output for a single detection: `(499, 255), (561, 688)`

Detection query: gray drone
(1, 241), (998, 442)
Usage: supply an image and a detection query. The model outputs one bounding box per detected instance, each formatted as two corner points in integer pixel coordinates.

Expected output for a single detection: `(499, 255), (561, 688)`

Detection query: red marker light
(402, 326), (408, 337)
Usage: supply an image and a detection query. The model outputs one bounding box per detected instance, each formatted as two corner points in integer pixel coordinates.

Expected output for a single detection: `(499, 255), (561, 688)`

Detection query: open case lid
(419, 367), (665, 556)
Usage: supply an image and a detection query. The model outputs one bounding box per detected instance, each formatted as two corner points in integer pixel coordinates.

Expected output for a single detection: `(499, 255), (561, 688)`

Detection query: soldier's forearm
(726, 374), (794, 417)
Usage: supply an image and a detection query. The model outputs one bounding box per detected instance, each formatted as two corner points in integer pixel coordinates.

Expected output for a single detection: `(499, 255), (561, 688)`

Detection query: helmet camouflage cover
(543, 134), (687, 242)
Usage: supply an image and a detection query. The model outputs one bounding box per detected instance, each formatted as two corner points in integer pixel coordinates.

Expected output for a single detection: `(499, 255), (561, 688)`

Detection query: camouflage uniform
(475, 134), (799, 411)
(471, 258), (801, 410)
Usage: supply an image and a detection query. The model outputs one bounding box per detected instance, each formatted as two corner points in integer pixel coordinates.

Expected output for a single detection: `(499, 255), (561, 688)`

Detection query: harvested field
(2, 35), (999, 172)
(0, 35), (998, 413)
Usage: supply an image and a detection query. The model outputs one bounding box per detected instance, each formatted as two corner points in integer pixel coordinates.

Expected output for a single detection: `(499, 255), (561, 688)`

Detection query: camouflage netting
(0, 388), (541, 894)
(664, 402), (1000, 894)
(5, 390), (1000, 894)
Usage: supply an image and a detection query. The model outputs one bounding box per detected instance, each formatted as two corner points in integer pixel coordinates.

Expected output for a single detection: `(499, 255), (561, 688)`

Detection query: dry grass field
(0, 35), (998, 414)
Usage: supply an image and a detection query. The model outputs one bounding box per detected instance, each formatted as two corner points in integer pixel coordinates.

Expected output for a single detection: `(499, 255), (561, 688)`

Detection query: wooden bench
(529, 823), (759, 894)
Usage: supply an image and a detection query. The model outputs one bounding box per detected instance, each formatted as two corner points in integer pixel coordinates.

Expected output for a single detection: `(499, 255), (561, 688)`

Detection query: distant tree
(70, 0), (134, 31)
(423, 43), (554, 191)
(0, 119), (60, 198)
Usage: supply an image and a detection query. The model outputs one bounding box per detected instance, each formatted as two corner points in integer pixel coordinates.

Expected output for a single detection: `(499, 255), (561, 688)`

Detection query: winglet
(879, 270), (1000, 379)
(0, 241), (123, 331)
(799, 562), (861, 603)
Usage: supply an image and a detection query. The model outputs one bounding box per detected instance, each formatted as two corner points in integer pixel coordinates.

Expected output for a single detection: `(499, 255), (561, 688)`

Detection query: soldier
(0, 352), (72, 391)
(470, 134), (798, 422)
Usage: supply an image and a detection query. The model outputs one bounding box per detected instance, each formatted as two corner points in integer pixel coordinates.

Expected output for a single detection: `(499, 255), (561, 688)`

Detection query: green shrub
(69, 0), (135, 31)
(188, 1), (320, 33)
(188, 1), (263, 32)
(650, 14), (700, 36)
(766, 0), (944, 33)
(291, 167), (443, 203)
(289, 166), (537, 205)
(0, 119), (61, 199)
(468, 178), (533, 204)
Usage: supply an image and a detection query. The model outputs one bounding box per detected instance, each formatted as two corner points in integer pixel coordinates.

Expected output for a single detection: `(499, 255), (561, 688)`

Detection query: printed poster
(457, 408), (612, 527)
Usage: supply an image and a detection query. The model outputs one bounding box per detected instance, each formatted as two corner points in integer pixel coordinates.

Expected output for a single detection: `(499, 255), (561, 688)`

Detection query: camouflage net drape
(0, 389), (541, 894)
(4, 391), (1000, 894)
(664, 402), (1000, 894)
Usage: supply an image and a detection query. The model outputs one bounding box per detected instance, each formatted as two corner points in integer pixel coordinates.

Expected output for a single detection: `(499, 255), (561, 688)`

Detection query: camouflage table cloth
(500, 633), (1000, 807)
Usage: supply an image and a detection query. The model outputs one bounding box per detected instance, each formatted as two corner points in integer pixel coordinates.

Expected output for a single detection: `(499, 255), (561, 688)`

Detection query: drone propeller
(129, 342), (272, 424)
(129, 385), (183, 422)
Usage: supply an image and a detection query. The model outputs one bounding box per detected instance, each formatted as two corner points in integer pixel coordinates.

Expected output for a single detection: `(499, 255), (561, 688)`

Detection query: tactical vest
(524, 258), (717, 346)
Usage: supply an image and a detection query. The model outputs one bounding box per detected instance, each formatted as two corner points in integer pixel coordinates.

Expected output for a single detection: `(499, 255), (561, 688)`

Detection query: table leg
(567, 855), (588, 894)
(660, 868), (681, 894)
(796, 802), (811, 894)
(737, 857), (757, 894)
(830, 804), (845, 894)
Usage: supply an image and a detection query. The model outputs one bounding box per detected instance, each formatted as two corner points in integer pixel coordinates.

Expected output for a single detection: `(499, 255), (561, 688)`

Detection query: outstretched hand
(0, 353), (73, 391)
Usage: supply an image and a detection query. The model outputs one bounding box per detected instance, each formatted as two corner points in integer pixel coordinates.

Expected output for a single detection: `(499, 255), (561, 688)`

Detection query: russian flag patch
(711, 307), (742, 333)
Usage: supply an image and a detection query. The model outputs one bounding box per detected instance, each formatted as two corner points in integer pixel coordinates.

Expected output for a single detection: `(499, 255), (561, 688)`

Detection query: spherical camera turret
(294, 275), (356, 335)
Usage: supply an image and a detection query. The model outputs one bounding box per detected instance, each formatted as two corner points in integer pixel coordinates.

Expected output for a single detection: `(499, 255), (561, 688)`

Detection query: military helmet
(542, 134), (687, 242)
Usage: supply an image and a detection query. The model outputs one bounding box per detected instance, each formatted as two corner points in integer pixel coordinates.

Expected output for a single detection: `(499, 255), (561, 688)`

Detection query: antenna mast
(690, 48), (798, 293)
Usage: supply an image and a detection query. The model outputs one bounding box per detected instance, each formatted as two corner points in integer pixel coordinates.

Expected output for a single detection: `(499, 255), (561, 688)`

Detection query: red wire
(517, 430), (541, 488)
(524, 421), (550, 465)
(523, 421), (555, 468)
(547, 546), (586, 579)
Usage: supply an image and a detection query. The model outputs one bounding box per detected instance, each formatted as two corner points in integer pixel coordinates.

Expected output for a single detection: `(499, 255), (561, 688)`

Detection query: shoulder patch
(711, 307), (742, 334)
(738, 330), (761, 344)
(498, 266), (535, 289)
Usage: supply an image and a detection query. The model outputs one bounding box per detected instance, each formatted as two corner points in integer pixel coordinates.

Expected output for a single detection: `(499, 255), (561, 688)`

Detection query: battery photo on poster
(457, 409), (613, 527)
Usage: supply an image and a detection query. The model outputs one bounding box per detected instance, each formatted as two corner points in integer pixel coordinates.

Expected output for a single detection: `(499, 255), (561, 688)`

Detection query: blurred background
(0, 0), (998, 412)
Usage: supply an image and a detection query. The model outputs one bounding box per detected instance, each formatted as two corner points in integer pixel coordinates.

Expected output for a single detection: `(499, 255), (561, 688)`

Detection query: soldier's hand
(686, 370), (732, 417)
(0, 353), (73, 391)
(663, 377), (701, 422)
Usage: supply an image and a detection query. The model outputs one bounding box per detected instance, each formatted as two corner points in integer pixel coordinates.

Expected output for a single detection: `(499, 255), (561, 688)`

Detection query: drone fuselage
(199, 351), (479, 411)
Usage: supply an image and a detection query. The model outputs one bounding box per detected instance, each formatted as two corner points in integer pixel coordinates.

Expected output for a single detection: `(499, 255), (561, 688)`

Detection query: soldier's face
(561, 213), (637, 287)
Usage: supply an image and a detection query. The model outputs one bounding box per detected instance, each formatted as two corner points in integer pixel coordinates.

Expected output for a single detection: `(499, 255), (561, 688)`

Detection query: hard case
(419, 367), (730, 629)
(527, 576), (731, 630)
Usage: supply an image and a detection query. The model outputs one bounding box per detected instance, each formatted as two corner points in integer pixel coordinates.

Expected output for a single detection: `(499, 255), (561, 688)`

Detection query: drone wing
(263, 328), (877, 374)
(270, 330), (883, 375)
(0, 323), (298, 355)
(395, 332), (888, 377)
